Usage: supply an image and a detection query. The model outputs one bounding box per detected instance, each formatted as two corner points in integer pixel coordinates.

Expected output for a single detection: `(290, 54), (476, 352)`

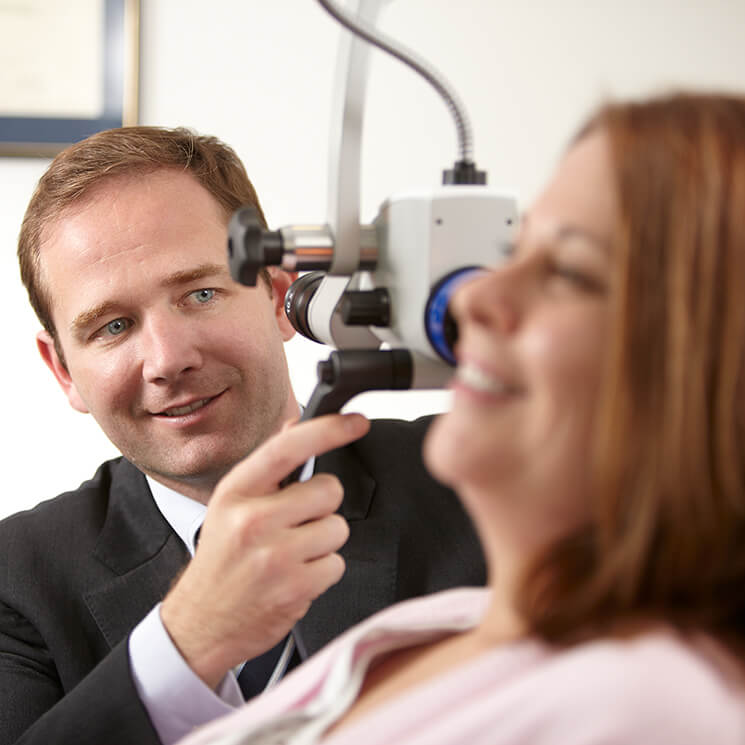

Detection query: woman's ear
(36, 330), (90, 413)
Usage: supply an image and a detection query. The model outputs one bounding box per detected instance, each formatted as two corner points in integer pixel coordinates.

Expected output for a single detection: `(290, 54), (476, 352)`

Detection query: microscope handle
(279, 349), (412, 488)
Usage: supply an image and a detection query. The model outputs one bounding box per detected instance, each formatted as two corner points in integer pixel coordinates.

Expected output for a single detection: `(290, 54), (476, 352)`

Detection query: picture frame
(0, 0), (140, 157)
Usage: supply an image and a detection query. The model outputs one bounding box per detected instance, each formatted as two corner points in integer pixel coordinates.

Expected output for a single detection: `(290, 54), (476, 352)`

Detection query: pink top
(177, 588), (745, 745)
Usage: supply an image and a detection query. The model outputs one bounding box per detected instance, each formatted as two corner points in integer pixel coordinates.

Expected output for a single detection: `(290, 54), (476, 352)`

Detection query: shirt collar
(146, 456), (316, 556)
(146, 476), (206, 556)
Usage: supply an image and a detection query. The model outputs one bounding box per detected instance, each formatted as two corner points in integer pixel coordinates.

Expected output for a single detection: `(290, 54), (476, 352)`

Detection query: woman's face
(425, 130), (618, 528)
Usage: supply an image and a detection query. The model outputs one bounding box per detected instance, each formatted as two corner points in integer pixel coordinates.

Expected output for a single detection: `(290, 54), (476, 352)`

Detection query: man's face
(37, 169), (299, 502)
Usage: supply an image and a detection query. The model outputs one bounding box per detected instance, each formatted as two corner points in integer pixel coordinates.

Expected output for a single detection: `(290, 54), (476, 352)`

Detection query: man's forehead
(40, 169), (226, 256)
(37, 169), (231, 323)
(38, 171), (155, 256)
(46, 167), (221, 230)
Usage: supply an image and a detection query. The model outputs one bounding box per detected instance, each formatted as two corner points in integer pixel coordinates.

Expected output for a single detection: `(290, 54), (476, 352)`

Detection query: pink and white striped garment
(176, 587), (745, 745)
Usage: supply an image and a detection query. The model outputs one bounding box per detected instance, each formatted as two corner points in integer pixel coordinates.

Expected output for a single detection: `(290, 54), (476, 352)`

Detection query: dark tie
(236, 633), (302, 700)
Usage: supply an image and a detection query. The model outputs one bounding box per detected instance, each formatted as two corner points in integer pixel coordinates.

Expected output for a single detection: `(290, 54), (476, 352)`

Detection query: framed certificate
(0, 0), (139, 157)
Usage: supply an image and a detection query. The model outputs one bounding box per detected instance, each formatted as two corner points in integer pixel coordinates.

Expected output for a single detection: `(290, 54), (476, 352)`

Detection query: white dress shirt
(129, 457), (315, 745)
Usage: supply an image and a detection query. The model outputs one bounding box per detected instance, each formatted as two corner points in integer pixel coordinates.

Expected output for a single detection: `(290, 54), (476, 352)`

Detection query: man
(0, 127), (484, 745)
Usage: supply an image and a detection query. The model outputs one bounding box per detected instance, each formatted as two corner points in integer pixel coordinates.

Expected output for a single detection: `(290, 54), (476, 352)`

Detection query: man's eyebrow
(70, 301), (121, 336)
(69, 263), (231, 337)
(160, 262), (231, 287)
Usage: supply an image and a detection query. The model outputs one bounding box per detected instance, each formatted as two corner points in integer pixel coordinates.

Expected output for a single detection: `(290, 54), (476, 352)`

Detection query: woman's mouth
(454, 363), (517, 396)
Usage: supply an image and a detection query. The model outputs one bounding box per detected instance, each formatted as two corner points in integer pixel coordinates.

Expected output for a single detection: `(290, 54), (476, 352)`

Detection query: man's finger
(301, 552), (347, 598)
(273, 473), (344, 527)
(201, 475), (343, 545)
(216, 413), (370, 499)
(286, 513), (350, 562)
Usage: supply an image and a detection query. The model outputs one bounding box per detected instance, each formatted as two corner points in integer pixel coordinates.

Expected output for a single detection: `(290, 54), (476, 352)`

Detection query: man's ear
(266, 267), (298, 342)
(36, 330), (90, 413)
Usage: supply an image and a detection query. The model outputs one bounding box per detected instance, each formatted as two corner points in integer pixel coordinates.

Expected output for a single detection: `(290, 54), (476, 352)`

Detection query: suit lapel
(296, 443), (399, 656)
(83, 460), (190, 650)
(80, 445), (401, 656)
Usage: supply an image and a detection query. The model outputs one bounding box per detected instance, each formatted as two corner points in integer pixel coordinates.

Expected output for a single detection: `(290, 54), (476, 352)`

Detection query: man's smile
(151, 391), (226, 418)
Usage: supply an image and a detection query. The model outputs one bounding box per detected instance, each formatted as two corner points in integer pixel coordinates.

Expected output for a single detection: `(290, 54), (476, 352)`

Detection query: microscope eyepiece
(284, 271), (325, 343)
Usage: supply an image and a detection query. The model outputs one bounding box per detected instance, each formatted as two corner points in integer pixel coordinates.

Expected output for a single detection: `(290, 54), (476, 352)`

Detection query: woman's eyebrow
(517, 214), (609, 253)
(555, 226), (610, 251)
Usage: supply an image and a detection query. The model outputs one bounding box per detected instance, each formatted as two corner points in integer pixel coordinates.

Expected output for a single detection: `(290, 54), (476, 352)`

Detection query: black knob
(227, 206), (283, 286)
(340, 289), (391, 327)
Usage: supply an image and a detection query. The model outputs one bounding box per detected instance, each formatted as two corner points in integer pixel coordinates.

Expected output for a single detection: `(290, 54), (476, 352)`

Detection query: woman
(179, 92), (745, 744)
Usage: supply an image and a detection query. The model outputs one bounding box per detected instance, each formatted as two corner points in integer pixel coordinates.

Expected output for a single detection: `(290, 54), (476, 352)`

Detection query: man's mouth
(158, 396), (215, 417)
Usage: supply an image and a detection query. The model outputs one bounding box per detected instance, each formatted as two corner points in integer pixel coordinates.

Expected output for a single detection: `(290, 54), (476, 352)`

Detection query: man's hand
(160, 412), (370, 689)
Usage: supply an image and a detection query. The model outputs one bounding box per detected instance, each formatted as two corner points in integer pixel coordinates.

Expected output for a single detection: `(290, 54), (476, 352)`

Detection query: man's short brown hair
(18, 126), (269, 339)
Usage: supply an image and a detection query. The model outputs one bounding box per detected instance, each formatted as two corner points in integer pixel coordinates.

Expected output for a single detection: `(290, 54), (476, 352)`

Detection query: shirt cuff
(129, 604), (244, 745)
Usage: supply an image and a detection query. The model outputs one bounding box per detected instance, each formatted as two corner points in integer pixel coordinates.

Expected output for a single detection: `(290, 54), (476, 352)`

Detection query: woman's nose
(450, 265), (521, 335)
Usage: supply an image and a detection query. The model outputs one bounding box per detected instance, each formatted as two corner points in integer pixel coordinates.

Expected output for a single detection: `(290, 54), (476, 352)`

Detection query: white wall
(2, 0), (744, 518)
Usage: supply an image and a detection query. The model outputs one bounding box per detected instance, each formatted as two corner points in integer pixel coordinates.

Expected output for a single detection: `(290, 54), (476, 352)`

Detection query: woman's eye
(105, 318), (131, 336)
(191, 288), (216, 304)
(555, 265), (588, 283)
(500, 240), (517, 260)
(551, 264), (605, 292)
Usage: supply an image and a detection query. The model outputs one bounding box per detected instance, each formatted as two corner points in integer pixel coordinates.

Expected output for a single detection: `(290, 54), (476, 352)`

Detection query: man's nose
(140, 313), (204, 383)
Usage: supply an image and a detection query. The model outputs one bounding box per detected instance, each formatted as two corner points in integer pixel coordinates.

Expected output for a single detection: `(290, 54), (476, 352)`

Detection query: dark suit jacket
(0, 418), (485, 745)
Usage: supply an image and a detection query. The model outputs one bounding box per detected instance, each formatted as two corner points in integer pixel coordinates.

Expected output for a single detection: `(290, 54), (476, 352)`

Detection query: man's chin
(131, 451), (241, 497)
(117, 426), (276, 497)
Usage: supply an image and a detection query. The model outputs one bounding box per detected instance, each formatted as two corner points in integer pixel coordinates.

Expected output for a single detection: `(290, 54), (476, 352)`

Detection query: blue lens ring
(424, 267), (484, 365)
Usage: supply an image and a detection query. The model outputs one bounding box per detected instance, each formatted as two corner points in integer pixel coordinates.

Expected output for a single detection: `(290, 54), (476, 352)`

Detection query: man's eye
(105, 318), (131, 336)
(191, 288), (216, 303)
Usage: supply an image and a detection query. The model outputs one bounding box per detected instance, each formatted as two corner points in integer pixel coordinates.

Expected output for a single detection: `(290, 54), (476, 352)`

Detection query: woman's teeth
(456, 364), (512, 395)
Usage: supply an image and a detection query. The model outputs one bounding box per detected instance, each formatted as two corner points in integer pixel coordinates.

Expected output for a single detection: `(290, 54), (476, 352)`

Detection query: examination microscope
(227, 0), (518, 485)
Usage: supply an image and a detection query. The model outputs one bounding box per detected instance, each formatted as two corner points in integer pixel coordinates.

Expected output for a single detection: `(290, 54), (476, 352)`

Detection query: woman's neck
(457, 491), (564, 643)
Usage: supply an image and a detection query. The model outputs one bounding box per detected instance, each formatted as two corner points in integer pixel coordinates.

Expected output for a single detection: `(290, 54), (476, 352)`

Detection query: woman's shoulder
(535, 629), (745, 742)
(359, 586), (490, 628)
